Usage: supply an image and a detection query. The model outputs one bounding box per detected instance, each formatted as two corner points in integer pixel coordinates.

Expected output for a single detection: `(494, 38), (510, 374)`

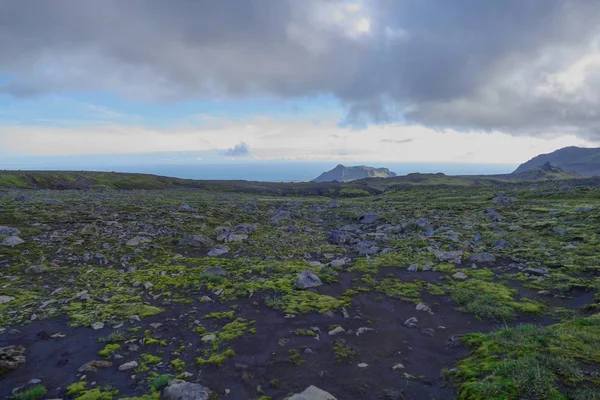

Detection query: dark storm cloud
(2, 0), (600, 138)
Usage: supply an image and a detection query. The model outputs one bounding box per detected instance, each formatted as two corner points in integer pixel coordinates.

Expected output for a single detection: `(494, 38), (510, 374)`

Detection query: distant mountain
(514, 146), (600, 176)
(312, 164), (397, 182)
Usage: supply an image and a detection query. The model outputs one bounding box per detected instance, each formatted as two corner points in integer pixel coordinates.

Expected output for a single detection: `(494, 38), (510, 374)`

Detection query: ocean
(12, 162), (516, 182)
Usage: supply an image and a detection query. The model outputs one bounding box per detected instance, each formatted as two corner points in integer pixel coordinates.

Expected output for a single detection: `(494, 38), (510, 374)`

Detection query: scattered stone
(0, 346), (26, 374)
(357, 363), (368, 368)
(392, 363), (405, 371)
(452, 272), (468, 280)
(552, 227), (567, 236)
(78, 360), (112, 372)
(80, 224), (99, 235)
(294, 270), (322, 289)
(289, 385), (337, 400)
(0, 226), (20, 236)
(207, 245), (230, 257)
(421, 328), (435, 337)
(270, 210), (291, 223)
(329, 257), (350, 267)
(360, 214), (380, 224)
(126, 236), (152, 246)
(1, 236), (24, 247)
(178, 235), (215, 248)
(91, 322), (105, 330)
(0, 295), (15, 304)
(407, 264), (419, 272)
(118, 361), (138, 371)
(415, 303), (432, 313)
(201, 334), (216, 343)
(434, 250), (463, 264)
(356, 327), (374, 336)
(328, 327), (345, 336)
(468, 253), (496, 263)
(404, 317), (418, 328)
(163, 380), (212, 400)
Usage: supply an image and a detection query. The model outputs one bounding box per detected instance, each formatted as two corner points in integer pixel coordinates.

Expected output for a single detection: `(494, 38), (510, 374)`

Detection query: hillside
(312, 164), (397, 182)
(514, 146), (600, 175)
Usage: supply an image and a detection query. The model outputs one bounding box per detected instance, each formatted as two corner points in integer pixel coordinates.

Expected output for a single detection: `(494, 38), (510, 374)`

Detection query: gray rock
(126, 236), (152, 246)
(407, 264), (419, 272)
(360, 214), (380, 224)
(294, 270), (322, 289)
(163, 380), (212, 400)
(469, 253), (496, 263)
(179, 203), (197, 212)
(328, 230), (353, 245)
(415, 303), (432, 313)
(289, 385), (337, 400)
(452, 272), (468, 280)
(178, 235), (214, 248)
(207, 245), (230, 257)
(0, 295), (15, 304)
(270, 210), (291, 223)
(1, 236), (24, 247)
(485, 208), (503, 221)
(552, 227), (567, 236)
(0, 226), (20, 236)
(524, 267), (549, 276)
(329, 258), (350, 267)
(493, 240), (508, 249)
(357, 240), (378, 256)
(328, 326), (345, 336)
(404, 317), (418, 328)
(91, 322), (104, 330)
(434, 250), (463, 264)
(118, 361), (138, 371)
(0, 346), (26, 374)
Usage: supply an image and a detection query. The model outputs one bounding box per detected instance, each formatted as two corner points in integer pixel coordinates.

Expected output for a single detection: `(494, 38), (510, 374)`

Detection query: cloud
(0, 117), (595, 164)
(381, 138), (413, 144)
(2, 1), (600, 138)
(224, 142), (251, 157)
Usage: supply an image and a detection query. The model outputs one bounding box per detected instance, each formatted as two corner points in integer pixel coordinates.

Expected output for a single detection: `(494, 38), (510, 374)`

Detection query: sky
(1, 0), (600, 171)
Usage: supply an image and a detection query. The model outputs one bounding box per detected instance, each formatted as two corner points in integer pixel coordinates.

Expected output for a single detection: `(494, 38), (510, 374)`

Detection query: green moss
(451, 280), (543, 320)
(294, 329), (317, 337)
(196, 348), (235, 366)
(287, 349), (305, 365)
(13, 385), (47, 400)
(143, 330), (167, 346)
(451, 313), (600, 399)
(204, 310), (235, 320)
(333, 339), (358, 364)
(74, 387), (119, 400)
(66, 382), (88, 397)
(170, 358), (185, 372)
(149, 374), (174, 391)
(98, 344), (120, 359)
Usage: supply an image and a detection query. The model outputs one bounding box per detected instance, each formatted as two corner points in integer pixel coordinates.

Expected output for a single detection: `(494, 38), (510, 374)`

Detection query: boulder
(0, 295), (15, 304)
(207, 245), (230, 257)
(360, 214), (380, 224)
(452, 272), (468, 280)
(163, 380), (212, 400)
(126, 236), (152, 246)
(434, 250), (463, 264)
(118, 361), (138, 371)
(328, 230), (353, 245)
(294, 270), (322, 289)
(178, 235), (214, 248)
(469, 253), (496, 263)
(289, 385), (337, 400)
(0, 346), (26, 375)
(24, 265), (48, 274)
(1, 236), (24, 247)
(270, 210), (291, 223)
(0, 226), (20, 236)
(77, 360), (112, 372)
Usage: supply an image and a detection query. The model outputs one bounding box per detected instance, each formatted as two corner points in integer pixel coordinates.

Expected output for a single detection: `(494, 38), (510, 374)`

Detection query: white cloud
(0, 116), (594, 164)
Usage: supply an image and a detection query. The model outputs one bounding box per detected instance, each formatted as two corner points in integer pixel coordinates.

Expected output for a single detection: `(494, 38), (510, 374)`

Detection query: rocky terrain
(0, 174), (599, 399)
(312, 165), (396, 183)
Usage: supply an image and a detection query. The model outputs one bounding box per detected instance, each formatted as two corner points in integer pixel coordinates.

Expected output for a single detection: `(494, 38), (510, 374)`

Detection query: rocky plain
(0, 174), (599, 399)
